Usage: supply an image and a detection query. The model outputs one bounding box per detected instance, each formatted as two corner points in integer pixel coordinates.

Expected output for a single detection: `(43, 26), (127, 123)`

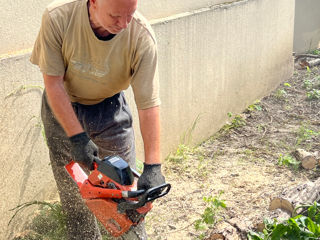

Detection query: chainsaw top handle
(118, 183), (171, 212)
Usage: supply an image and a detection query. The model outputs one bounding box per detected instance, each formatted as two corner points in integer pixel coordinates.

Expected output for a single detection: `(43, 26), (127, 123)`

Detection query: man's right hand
(69, 132), (100, 170)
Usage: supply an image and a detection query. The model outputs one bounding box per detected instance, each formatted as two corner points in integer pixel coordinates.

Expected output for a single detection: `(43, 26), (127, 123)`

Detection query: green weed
(247, 100), (262, 112)
(277, 154), (300, 170)
(275, 89), (288, 100)
(307, 89), (320, 100)
(303, 79), (313, 90)
(296, 124), (319, 146)
(10, 201), (114, 240)
(181, 114), (201, 146)
(194, 191), (227, 239)
(166, 144), (191, 163)
(248, 202), (320, 240)
(223, 112), (246, 131)
(10, 201), (67, 240)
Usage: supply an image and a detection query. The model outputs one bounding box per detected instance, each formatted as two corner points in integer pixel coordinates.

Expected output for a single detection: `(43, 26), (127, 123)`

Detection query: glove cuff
(143, 163), (162, 171)
(69, 132), (90, 144)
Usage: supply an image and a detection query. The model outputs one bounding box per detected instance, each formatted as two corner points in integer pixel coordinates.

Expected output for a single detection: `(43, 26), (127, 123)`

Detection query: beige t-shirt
(30, 0), (160, 109)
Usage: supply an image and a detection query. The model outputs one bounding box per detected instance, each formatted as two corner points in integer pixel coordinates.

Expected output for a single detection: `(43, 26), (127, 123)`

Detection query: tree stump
(269, 178), (320, 215)
(292, 149), (318, 170)
(254, 179), (320, 232)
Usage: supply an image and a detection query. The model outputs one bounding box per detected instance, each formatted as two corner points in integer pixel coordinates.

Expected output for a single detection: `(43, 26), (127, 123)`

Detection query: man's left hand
(137, 163), (165, 190)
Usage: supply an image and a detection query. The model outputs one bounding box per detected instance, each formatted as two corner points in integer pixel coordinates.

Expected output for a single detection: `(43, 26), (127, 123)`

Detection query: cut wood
(292, 149), (317, 170)
(294, 53), (320, 61)
(308, 58), (320, 67)
(254, 180), (320, 232)
(269, 178), (320, 215)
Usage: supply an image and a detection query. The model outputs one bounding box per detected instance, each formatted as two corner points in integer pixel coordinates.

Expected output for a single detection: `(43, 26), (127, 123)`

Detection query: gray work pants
(41, 91), (147, 240)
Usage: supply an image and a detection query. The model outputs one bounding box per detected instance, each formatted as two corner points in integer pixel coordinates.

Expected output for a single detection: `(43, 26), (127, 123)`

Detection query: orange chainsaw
(65, 156), (171, 237)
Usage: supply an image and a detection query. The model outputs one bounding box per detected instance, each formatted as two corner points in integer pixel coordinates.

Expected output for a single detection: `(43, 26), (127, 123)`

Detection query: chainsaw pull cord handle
(118, 183), (171, 213)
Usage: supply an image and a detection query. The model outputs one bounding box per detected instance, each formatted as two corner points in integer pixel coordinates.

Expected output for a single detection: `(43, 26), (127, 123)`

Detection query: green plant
(306, 89), (320, 100)
(303, 79), (313, 90)
(10, 201), (115, 240)
(296, 124), (319, 146)
(275, 89), (288, 100)
(277, 154), (300, 170)
(181, 114), (201, 146)
(248, 202), (320, 240)
(312, 49), (320, 55)
(247, 100), (262, 112)
(223, 112), (246, 131)
(166, 144), (191, 163)
(194, 191), (227, 239)
(10, 201), (67, 240)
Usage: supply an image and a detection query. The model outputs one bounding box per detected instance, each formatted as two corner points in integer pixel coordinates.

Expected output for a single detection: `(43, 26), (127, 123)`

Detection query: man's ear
(90, 0), (98, 8)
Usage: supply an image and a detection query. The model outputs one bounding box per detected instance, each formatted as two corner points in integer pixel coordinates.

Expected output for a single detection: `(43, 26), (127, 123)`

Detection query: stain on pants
(41, 91), (147, 240)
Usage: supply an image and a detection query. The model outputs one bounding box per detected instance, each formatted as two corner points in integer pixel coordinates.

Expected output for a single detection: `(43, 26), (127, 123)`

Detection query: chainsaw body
(65, 156), (170, 237)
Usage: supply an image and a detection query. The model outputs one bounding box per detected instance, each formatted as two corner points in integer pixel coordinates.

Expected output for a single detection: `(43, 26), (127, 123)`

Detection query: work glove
(69, 132), (99, 170)
(137, 163), (166, 191)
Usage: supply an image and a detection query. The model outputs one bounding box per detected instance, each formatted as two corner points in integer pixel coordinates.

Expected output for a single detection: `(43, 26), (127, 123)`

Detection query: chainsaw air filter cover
(97, 156), (134, 186)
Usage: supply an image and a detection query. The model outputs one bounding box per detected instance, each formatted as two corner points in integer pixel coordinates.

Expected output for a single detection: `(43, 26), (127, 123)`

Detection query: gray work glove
(137, 163), (165, 190)
(69, 132), (99, 170)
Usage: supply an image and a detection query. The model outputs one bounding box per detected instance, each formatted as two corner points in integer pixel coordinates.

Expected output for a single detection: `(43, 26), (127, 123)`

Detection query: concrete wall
(1, 0), (295, 239)
(294, 0), (320, 53)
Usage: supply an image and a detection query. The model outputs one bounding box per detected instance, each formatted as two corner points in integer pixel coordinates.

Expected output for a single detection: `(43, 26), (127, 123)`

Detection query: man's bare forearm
(43, 74), (83, 137)
(138, 106), (161, 164)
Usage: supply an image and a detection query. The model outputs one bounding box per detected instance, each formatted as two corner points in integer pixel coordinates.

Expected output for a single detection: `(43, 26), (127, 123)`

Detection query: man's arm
(137, 106), (165, 190)
(138, 106), (161, 164)
(43, 74), (99, 169)
(43, 74), (83, 137)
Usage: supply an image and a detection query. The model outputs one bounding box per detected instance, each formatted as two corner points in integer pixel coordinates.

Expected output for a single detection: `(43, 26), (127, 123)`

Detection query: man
(30, 0), (165, 239)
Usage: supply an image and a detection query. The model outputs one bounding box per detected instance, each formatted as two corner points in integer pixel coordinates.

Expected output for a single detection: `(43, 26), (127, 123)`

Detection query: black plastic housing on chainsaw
(97, 156), (134, 186)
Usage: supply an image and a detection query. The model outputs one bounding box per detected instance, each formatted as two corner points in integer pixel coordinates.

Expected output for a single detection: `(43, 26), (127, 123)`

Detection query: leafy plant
(248, 202), (320, 240)
(296, 124), (319, 146)
(303, 79), (313, 90)
(10, 201), (67, 240)
(277, 154), (300, 170)
(247, 100), (262, 112)
(311, 49), (320, 55)
(194, 191), (227, 239)
(306, 89), (320, 100)
(275, 89), (288, 100)
(224, 112), (246, 131)
(167, 144), (191, 163)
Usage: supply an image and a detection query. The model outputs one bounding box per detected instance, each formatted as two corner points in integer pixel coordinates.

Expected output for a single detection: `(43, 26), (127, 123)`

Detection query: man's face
(90, 0), (138, 34)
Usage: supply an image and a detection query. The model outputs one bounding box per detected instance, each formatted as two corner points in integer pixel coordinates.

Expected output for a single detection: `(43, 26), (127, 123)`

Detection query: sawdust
(146, 66), (320, 239)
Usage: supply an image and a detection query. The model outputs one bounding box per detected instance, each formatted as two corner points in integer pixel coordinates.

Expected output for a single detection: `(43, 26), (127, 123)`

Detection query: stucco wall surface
(0, 55), (58, 240)
(0, 0), (294, 239)
(294, 0), (320, 53)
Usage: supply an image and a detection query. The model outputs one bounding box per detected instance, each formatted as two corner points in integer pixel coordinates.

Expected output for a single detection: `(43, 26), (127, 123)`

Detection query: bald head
(89, 0), (138, 35)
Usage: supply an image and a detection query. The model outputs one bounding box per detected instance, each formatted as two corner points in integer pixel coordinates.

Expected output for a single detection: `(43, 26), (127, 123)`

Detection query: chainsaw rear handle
(118, 183), (171, 212)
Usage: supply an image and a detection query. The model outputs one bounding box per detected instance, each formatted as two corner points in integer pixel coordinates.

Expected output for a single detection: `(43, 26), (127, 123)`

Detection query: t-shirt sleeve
(30, 9), (65, 76)
(130, 32), (161, 110)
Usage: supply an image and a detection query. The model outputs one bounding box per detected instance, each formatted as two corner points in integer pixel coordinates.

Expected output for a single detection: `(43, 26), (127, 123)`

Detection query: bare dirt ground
(146, 66), (320, 240)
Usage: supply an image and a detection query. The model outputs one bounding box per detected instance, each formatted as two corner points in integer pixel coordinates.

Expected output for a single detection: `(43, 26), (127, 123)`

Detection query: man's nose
(118, 17), (129, 29)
